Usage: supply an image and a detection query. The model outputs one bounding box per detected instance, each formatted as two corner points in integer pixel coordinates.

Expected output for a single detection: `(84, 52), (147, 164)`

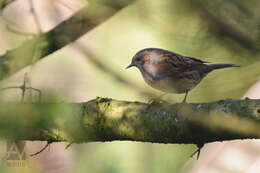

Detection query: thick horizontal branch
(0, 98), (260, 145)
(0, 0), (134, 80)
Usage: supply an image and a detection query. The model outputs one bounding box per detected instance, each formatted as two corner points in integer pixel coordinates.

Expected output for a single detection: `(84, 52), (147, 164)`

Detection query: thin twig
(0, 84), (42, 102)
(0, 86), (21, 92)
(30, 141), (52, 156)
(190, 143), (204, 160)
(20, 77), (26, 102)
(65, 142), (73, 150)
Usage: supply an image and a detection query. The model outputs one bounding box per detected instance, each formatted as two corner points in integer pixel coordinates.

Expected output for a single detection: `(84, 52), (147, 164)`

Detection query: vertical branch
(20, 75), (27, 102)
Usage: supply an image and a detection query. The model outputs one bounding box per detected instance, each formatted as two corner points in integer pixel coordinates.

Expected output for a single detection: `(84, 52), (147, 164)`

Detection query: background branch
(0, 0), (134, 80)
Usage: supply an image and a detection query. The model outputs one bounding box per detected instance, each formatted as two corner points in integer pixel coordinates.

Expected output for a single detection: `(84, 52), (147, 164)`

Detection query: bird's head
(126, 48), (162, 70)
(126, 50), (147, 69)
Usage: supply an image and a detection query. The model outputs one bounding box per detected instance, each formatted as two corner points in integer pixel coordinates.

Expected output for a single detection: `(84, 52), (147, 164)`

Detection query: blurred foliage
(0, 102), (78, 140)
(200, 0), (260, 51)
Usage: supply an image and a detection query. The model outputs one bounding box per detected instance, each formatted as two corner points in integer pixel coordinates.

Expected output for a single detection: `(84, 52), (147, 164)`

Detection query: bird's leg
(182, 90), (189, 103)
(148, 93), (168, 104)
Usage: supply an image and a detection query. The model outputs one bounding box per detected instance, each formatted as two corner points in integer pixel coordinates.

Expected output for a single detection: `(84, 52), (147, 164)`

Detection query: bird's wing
(185, 56), (209, 63)
(163, 53), (204, 70)
(155, 53), (204, 80)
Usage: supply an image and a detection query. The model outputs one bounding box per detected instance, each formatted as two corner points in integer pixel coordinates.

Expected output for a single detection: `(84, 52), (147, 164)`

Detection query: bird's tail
(208, 63), (239, 71)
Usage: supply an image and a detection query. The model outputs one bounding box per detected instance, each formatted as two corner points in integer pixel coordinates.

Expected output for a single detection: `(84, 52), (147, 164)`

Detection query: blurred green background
(0, 0), (260, 172)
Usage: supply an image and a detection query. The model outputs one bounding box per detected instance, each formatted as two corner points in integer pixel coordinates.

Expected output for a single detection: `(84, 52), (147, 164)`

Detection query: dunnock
(126, 48), (239, 102)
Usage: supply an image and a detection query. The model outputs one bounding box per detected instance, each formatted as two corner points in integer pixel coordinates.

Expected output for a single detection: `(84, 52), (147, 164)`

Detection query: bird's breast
(140, 71), (179, 93)
(140, 70), (198, 94)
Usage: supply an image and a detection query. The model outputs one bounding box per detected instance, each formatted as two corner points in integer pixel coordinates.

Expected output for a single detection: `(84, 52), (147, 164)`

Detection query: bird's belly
(143, 76), (198, 93)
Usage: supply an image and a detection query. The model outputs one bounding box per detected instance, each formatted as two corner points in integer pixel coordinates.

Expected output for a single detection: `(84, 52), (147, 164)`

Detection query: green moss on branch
(0, 98), (260, 144)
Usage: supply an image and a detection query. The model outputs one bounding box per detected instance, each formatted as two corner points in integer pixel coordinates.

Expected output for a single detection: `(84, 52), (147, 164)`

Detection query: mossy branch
(0, 97), (260, 145)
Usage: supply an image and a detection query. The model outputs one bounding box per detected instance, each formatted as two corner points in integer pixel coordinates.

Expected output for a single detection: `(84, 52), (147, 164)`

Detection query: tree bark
(0, 97), (260, 145)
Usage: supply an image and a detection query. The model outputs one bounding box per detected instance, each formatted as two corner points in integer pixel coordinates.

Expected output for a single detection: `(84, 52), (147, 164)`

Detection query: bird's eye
(136, 57), (141, 61)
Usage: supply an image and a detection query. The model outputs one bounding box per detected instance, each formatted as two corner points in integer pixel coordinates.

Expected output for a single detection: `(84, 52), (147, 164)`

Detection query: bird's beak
(126, 63), (134, 69)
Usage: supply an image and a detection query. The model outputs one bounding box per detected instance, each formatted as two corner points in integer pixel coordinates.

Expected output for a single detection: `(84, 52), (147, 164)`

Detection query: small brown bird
(126, 48), (239, 102)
